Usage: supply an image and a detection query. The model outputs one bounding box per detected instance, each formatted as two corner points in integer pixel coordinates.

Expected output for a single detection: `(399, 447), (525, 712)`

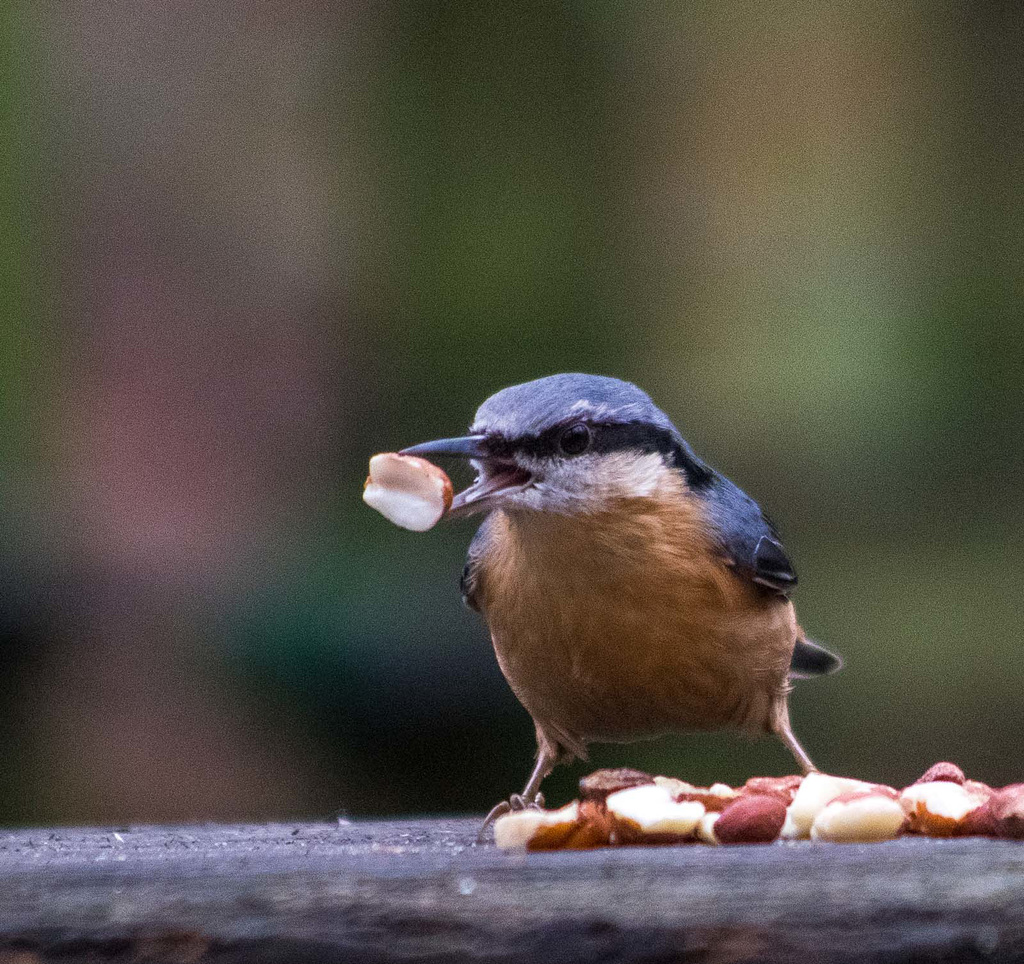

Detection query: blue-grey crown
(470, 374), (714, 488)
(471, 373), (679, 439)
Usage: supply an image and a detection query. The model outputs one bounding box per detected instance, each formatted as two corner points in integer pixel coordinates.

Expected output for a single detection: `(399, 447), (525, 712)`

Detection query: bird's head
(401, 373), (712, 517)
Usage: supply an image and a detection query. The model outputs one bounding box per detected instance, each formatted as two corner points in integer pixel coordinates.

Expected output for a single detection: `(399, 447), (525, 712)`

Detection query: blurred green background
(1, 2), (1022, 825)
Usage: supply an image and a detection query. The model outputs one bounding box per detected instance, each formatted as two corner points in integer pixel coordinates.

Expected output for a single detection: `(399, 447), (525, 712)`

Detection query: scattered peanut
(900, 780), (991, 836)
(605, 785), (705, 842)
(493, 803), (582, 851)
(491, 764), (1020, 851)
(781, 773), (877, 840)
(714, 795), (787, 844)
(811, 791), (907, 843)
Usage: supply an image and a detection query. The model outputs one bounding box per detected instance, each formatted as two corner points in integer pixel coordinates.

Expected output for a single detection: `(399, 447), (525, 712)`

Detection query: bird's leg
(771, 696), (818, 774)
(477, 744), (558, 841)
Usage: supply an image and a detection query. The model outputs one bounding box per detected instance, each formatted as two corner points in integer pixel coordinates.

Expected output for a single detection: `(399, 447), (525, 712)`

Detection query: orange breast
(477, 481), (797, 757)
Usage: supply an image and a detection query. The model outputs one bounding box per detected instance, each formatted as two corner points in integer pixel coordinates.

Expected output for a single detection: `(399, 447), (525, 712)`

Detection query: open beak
(399, 435), (532, 516)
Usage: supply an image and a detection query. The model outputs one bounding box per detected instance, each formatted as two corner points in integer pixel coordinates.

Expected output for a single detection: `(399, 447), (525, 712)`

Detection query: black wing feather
(751, 535), (798, 594)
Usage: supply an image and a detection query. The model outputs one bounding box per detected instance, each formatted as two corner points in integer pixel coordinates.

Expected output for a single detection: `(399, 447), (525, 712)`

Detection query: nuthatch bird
(401, 373), (841, 827)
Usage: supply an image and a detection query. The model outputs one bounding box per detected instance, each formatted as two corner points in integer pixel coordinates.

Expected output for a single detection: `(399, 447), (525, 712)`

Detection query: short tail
(790, 637), (842, 679)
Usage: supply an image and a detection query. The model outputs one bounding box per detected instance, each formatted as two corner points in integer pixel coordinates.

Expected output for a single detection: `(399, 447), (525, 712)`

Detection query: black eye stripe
(479, 418), (714, 489)
(485, 419), (702, 470)
(589, 422), (674, 457)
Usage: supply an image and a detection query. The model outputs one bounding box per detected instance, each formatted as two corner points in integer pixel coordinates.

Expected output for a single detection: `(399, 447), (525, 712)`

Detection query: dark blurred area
(1, 2), (1022, 826)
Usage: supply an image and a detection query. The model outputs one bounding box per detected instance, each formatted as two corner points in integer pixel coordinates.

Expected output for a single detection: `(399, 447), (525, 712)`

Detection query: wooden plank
(0, 819), (1022, 962)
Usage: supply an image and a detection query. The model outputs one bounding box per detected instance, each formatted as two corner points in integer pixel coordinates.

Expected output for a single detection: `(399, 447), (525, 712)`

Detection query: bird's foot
(476, 792), (545, 843)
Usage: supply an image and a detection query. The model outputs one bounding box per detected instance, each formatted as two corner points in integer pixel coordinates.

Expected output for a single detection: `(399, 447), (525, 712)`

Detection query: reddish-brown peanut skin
(715, 795), (787, 844)
(524, 826), (573, 851)
(673, 787), (739, 812)
(538, 800), (614, 850)
(914, 762), (966, 786)
(960, 802), (999, 837)
(579, 768), (655, 802)
(989, 784), (1024, 839)
(831, 788), (899, 806)
(525, 800), (618, 850)
(741, 775), (803, 804)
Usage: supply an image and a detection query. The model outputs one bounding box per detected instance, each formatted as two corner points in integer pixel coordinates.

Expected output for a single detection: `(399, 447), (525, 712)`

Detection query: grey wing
(460, 516), (492, 613)
(704, 476), (798, 598)
(702, 475), (840, 673)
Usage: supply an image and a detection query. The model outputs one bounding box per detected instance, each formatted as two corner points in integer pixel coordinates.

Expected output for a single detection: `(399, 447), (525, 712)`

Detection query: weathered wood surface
(0, 818), (1022, 963)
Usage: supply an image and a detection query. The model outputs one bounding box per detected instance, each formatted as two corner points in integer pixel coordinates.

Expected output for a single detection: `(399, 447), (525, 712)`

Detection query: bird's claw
(508, 791), (545, 811)
(476, 791), (546, 842)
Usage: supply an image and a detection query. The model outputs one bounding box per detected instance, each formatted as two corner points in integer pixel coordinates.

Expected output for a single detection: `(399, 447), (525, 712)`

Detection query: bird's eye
(559, 424), (592, 456)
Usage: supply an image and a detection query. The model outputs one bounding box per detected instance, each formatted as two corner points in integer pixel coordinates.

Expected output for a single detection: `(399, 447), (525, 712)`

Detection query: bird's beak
(399, 435), (490, 460)
(399, 434), (532, 516)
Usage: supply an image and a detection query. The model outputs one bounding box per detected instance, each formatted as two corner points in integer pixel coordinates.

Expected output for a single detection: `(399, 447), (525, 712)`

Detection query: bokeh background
(1, 2), (1022, 826)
